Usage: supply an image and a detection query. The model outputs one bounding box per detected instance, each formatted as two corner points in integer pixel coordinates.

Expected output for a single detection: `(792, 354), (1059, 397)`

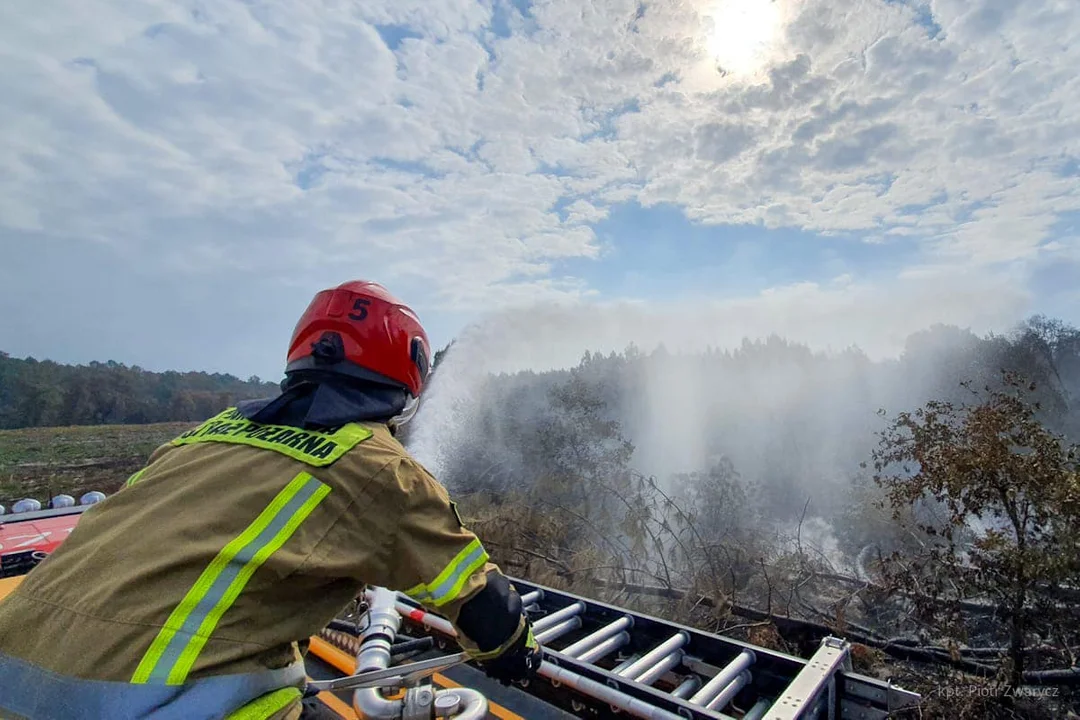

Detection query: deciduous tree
(870, 373), (1080, 688)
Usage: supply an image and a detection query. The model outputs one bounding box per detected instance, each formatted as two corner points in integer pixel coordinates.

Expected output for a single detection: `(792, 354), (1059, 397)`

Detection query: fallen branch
(721, 619), (773, 635)
(1022, 667), (1080, 685)
(490, 543), (573, 576)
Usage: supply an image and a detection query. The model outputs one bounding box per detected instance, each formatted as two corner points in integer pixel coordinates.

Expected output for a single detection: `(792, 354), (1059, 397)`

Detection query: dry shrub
(746, 623), (787, 653)
(849, 643), (887, 674)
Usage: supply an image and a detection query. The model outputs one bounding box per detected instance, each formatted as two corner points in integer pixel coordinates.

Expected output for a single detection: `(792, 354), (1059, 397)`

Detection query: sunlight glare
(705, 0), (782, 78)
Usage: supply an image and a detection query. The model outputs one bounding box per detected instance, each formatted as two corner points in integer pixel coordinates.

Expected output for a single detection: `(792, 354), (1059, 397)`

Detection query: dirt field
(0, 422), (193, 506)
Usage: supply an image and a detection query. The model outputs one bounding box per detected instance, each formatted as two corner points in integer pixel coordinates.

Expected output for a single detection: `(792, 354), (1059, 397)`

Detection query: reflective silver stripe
(428, 542), (487, 606)
(0, 651), (304, 720)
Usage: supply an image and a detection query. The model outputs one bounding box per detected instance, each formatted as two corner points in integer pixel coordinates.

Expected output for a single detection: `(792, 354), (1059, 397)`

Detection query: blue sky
(1, 0), (1078, 381)
(560, 202), (924, 299)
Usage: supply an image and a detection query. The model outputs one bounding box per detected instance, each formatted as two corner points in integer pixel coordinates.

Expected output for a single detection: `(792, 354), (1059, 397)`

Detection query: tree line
(0, 353), (279, 429)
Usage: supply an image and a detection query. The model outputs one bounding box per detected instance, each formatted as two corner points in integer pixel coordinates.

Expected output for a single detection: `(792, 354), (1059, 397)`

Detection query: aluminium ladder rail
(390, 577), (921, 720)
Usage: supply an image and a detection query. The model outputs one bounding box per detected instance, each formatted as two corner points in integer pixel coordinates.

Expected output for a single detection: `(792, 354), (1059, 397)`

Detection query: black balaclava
(236, 332), (409, 430)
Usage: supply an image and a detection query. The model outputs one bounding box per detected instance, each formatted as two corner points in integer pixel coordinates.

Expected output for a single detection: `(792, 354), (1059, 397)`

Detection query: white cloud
(1, 0), (1078, 372)
(599, 0), (1080, 262)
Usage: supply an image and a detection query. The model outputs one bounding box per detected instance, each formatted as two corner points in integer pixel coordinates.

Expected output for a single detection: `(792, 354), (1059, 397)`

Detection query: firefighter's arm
(379, 457), (537, 670)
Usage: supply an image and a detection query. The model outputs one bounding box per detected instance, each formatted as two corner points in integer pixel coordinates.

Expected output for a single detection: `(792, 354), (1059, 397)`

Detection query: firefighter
(0, 280), (542, 719)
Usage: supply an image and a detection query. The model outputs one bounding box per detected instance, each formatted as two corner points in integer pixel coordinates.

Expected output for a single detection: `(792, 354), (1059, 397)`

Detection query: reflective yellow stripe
(171, 407), (372, 467)
(404, 538), (489, 607)
(132, 472), (331, 685)
(224, 687), (303, 719)
(125, 468), (146, 487)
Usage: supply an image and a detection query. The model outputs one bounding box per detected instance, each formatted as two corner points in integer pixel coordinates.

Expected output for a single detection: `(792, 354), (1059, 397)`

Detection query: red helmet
(286, 280), (431, 398)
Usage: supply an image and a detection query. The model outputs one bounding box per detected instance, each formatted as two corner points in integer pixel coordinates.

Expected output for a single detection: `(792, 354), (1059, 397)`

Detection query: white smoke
(408, 270), (1029, 489)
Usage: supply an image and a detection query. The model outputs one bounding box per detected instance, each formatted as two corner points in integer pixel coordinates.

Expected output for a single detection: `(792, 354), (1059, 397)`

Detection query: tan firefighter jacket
(0, 408), (522, 720)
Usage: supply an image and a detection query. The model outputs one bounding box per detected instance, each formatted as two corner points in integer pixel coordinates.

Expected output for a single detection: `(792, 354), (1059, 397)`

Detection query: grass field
(0, 422), (193, 506)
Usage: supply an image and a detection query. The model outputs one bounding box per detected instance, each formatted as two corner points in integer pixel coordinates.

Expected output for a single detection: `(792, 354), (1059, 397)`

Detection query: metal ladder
(389, 577), (921, 720)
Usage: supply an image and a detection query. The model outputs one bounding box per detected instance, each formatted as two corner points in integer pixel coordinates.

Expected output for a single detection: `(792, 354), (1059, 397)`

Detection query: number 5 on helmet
(286, 281), (432, 426)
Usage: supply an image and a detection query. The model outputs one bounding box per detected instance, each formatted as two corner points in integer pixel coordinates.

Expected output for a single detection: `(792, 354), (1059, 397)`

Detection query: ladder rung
(533, 602), (585, 633)
(633, 649), (683, 686)
(577, 631), (630, 663)
(612, 653), (642, 673)
(706, 669), (751, 711)
(672, 675), (701, 699)
(744, 698), (771, 720)
(618, 632), (689, 680)
(689, 649), (755, 706)
(561, 616), (633, 658)
(520, 590), (543, 606)
(535, 616), (581, 644)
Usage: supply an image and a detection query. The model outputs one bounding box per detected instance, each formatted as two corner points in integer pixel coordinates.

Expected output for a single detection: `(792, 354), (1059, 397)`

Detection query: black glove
(299, 695), (349, 719)
(478, 624), (543, 685)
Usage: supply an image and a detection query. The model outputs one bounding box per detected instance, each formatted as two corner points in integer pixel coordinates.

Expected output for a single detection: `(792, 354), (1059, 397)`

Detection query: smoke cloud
(408, 271), (1030, 495)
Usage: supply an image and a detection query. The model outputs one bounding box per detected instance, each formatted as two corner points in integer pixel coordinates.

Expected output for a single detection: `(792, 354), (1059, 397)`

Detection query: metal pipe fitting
(433, 687), (488, 720)
(353, 588), (489, 719)
(353, 589), (406, 719)
(357, 587), (402, 673)
(352, 677), (404, 719)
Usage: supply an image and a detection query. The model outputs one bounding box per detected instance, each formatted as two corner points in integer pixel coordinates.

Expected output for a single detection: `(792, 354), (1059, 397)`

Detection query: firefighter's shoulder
(328, 422), (448, 504)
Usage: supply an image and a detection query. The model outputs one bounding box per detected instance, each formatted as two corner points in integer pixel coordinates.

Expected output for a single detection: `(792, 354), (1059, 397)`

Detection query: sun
(704, 0), (782, 78)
